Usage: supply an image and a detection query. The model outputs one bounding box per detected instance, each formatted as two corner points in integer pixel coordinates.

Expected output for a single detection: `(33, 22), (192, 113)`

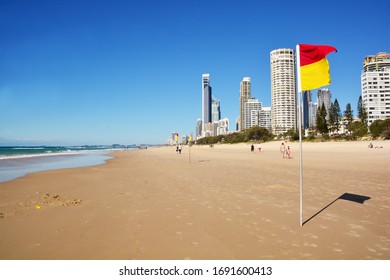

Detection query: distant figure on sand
(179, 145), (182, 154)
(176, 146), (179, 154)
(251, 144), (254, 152)
(258, 144), (262, 152)
(280, 142), (285, 158)
(368, 143), (373, 148)
(286, 146), (291, 159)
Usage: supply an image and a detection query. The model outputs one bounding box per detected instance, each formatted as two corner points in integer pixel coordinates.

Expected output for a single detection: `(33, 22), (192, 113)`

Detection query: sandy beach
(0, 140), (389, 260)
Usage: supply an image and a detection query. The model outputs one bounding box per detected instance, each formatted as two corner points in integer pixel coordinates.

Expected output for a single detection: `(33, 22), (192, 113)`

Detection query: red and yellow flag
(299, 44), (337, 91)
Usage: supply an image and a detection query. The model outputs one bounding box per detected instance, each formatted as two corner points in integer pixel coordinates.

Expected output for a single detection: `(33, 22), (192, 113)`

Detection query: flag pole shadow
(302, 193), (371, 226)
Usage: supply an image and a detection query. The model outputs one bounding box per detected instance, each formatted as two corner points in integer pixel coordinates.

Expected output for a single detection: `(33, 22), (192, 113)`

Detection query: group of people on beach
(280, 142), (291, 159)
(250, 144), (262, 153)
(368, 142), (383, 149)
(250, 142), (291, 158)
(176, 145), (183, 154)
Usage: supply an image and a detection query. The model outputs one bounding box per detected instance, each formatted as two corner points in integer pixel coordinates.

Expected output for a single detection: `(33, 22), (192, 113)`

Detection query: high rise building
(361, 52), (390, 125)
(204, 122), (214, 137)
(244, 97), (262, 130)
(212, 97), (221, 123)
(195, 119), (202, 140)
(317, 88), (332, 120)
(270, 48), (296, 135)
(302, 91), (312, 129)
(202, 74), (212, 134)
(239, 77), (251, 131)
(217, 118), (229, 136)
(308, 102), (317, 128)
(259, 107), (272, 131)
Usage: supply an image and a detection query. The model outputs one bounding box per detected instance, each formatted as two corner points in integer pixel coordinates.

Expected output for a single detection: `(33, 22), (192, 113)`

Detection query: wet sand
(0, 141), (389, 259)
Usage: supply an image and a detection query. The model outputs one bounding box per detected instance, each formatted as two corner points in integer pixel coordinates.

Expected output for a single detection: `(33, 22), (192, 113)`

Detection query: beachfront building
(302, 91), (312, 129)
(217, 118), (229, 136)
(239, 77), (251, 131)
(202, 118), (230, 138)
(270, 48), (296, 135)
(195, 119), (202, 140)
(181, 135), (189, 145)
(166, 132), (179, 146)
(317, 88), (332, 120)
(308, 102), (317, 128)
(244, 97), (262, 130)
(235, 117), (240, 131)
(204, 122), (214, 137)
(259, 107), (272, 131)
(361, 52), (390, 125)
(212, 97), (221, 123)
(202, 74), (212, 135)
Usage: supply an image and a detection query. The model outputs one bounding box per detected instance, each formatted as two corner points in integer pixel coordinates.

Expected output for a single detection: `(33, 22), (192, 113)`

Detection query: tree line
(195, 126), (274, 145)
(315, 96), (390, 139)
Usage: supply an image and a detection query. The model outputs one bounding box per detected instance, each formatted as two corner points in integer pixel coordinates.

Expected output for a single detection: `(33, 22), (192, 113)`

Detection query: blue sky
(1, 0), (389, 145)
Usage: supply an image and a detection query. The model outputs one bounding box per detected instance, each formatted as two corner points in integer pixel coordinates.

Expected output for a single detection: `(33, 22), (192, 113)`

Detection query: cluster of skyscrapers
(193, 49), (389, 141)
(196, 74), (230, 138)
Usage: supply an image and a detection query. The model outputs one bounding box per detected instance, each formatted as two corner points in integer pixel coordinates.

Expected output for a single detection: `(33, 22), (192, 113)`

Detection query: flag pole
(296, 44), (303, 227)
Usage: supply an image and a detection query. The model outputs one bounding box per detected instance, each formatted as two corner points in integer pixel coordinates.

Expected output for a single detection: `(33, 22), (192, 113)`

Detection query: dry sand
(0, 140), (389, 260)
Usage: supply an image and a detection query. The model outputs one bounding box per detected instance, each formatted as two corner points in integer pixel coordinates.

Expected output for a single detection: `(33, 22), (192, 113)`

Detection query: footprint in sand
(176, 231), (183, 240)
(347, 231), (361, 238)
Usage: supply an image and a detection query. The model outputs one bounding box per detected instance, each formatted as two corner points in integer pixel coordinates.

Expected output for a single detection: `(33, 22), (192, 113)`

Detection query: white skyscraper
(211, 97), (221, 123)
(217, 118), (230, 136)
(317, 88), (332, 120)
(361, 52), (390, 125)
(308, 102), (317, 128)
(244, 97), (262, 130)
(195, 119), (202, 140)
(239, 77), (251, 131)
(260, 107), (272, 131)
(270, 48), (296, 135)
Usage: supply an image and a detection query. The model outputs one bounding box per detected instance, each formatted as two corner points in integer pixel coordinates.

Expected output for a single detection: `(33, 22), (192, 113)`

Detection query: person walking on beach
(280, 142), (285, 158)
(286, 146), (291, 159)
(251, 144), (254, 152)
(179, 145), (182, 154)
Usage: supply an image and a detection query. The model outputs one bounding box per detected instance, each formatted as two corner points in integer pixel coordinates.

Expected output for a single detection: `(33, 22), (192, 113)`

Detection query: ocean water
(0, 145), (133, 183)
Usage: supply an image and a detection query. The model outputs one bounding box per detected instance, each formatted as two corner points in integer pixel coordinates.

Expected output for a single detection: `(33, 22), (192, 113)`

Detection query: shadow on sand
(303, 193), (371, 226)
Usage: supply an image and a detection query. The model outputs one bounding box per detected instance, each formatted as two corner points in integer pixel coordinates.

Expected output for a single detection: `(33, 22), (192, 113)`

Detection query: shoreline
(0, 140), (389, 260)
(0, 151), (116, 183)
(0, 139), (384, 184)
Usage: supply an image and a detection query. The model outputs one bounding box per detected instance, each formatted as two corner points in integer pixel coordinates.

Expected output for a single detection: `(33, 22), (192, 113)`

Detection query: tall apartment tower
(211, 97), (221, 123)
(195, 119), (202, 140)
(260, 107), (272, 131)
(244, 97), (262, 130)
(361, 52), (390, 125)
(270, 48), (296, 135)
(308, 101), (317, 128)
(202, 74), (212, 133)
(302, 91), (312, 129)
(239, 77), (251, 131)
(317, 88), (332, 119)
